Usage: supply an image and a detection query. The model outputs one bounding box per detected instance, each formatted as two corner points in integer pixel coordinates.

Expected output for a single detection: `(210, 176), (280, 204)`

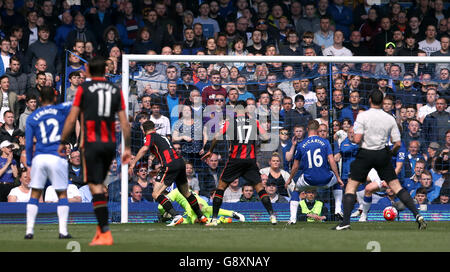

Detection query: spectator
(129, 184), (148, 203)
(116, 1), (144, 52)
(135, 62), (166, 98)
(314, 15), (334, 52)
(7, 168), (35, 202)
(418, 24), (441, 56)
(260, 153), (290, 197)
(194, 2), (220, 40)
(403, 140), (426, 179)
(65, 13), (96, 52)
(68, 150), (84, 189)
(44, 183), (82, 203)
(278, 64), (296, 98)
(24, 25), (59, 76)
(54, 10), (74, 54)
(344, 30), (371, 57)
(99, 26), (123, 58)
(186, 161), (200, 195)
(223, 179), (242, 203)
(5, 56), (28, 114)
(0, 140), (18, 201)
(372, 16), (394, 56)
(297, 188), (328, 222)
(18, 94), (37, 132)
(149, 103), (171, 138)
(327, 0), (353, 40)
(422, 97), (449, 146)
(340, 91), (367, 124)
(132, 26), (156, 54)
(292, 78), (317, 111)
(202, 70), (227, 106)
(1, 0), (25, 30)
(430, 35), (450, 78)
(418, 87), (438, 123)
(284, 94), (312, 136)
(85, 0), (116, 45)
(239, 184), (259, 202)
(300, 32), (323, 57)
(413, 187), (429, 205)
(266, 180), (288, 203)
(437, 68), (450, 100)
(395, 72), (421, 110)
(431, 187), (450, 204)
(26, 71), (46, 107)
(129, 164), (153, 202)
(411, 170), (440, 203)
(0, 38), (11, 76)
(198, 153), (222, 198)
(172, 105), (203, 167)
(279, 30), (302, 56)
(181, 27), (203, 55)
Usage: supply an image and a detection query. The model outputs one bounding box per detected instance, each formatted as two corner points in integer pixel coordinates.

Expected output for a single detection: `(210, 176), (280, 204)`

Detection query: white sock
(289, 200), (299, 223)
(333, 189), (343, 214)
(26, 204), (38, 235)
(57, 205), (69, 235)
(362, 200), (371, 216)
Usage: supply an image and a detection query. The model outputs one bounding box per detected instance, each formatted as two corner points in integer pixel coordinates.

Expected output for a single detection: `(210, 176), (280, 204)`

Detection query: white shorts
(30, 154), (68, 191)
(294, 172), (337, 192)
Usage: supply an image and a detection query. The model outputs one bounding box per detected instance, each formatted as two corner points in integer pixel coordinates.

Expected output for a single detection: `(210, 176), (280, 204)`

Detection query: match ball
(383, 206), (398, 221)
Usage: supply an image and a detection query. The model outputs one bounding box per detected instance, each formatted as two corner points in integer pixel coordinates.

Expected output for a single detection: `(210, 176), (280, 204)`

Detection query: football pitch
(1, 221), (450, 252)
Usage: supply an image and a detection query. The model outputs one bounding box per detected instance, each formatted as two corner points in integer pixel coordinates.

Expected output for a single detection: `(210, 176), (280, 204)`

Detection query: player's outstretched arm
(285, 159), (299, 189)
(328, 154), (344, 187)
(201, 135), (219, 161)
(128, 144), (149, 175)
(58, 106), (81, 156)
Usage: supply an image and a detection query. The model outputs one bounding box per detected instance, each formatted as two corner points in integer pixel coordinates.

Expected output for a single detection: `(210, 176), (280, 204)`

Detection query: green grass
(1, 222), (449, 252)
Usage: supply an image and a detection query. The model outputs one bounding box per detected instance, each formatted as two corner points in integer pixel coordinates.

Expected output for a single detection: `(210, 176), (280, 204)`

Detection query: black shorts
(154, 158), (188, 187)
(349, 148), (397, 183)
(220, 158), (261, 185)
(81, 142), (116, 185)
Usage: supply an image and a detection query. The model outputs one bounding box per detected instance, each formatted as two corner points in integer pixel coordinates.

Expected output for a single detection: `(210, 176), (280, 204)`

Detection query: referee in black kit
(333, 89), (427, 230)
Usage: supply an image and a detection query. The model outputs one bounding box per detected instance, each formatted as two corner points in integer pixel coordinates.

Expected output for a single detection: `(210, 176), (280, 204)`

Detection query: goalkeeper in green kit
(158, 188), (246, 224)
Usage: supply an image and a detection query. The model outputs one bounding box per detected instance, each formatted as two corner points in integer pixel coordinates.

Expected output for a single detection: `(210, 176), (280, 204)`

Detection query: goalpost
(120, 55), (450, 223)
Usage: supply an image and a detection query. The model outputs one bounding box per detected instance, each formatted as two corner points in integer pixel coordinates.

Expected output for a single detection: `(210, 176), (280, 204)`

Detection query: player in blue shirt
(24, 86), (72, 240)
(285, 120), (344, 224)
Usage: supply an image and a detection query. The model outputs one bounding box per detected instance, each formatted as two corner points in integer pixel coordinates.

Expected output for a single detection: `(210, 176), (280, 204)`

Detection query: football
(383, 206), (398, 221)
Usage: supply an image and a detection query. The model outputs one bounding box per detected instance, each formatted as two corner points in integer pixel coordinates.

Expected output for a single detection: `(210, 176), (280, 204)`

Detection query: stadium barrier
(1, 203), (449, 224)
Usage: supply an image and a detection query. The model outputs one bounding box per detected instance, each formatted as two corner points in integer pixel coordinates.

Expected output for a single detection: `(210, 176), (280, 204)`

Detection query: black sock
(186, 193), (203, 219)
(92, 193), (109, 233)
(258, 190), (274, 216)
(342, 193), (356, 225)
(396, 188), (419, 218)
(212, 189), (224, 219)
(156, 194), (177, 217)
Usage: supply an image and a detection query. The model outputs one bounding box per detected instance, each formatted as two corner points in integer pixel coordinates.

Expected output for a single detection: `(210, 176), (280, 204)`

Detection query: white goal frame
(120, 54), (450, 223)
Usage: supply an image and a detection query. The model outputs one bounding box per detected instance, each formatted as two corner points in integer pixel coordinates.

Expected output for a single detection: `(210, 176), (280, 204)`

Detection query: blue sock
(363, 196), (372, 204)
(290, 190), (300, 202)
(58, 197), (69, 206)
(28, 197), (39, 205)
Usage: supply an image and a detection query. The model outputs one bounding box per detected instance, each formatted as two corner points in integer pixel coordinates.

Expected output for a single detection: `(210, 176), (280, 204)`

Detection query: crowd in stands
(0, 0), (448, 216)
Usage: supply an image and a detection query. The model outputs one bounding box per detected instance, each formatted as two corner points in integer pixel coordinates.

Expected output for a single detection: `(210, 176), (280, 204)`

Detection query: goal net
(113, 54), (450, 223)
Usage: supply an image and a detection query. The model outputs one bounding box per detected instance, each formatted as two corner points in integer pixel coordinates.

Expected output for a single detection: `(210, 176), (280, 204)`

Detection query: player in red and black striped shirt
(201, 100), (277, 226)
(59, 56), (132, 246)
(129, 121), (207, 226)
